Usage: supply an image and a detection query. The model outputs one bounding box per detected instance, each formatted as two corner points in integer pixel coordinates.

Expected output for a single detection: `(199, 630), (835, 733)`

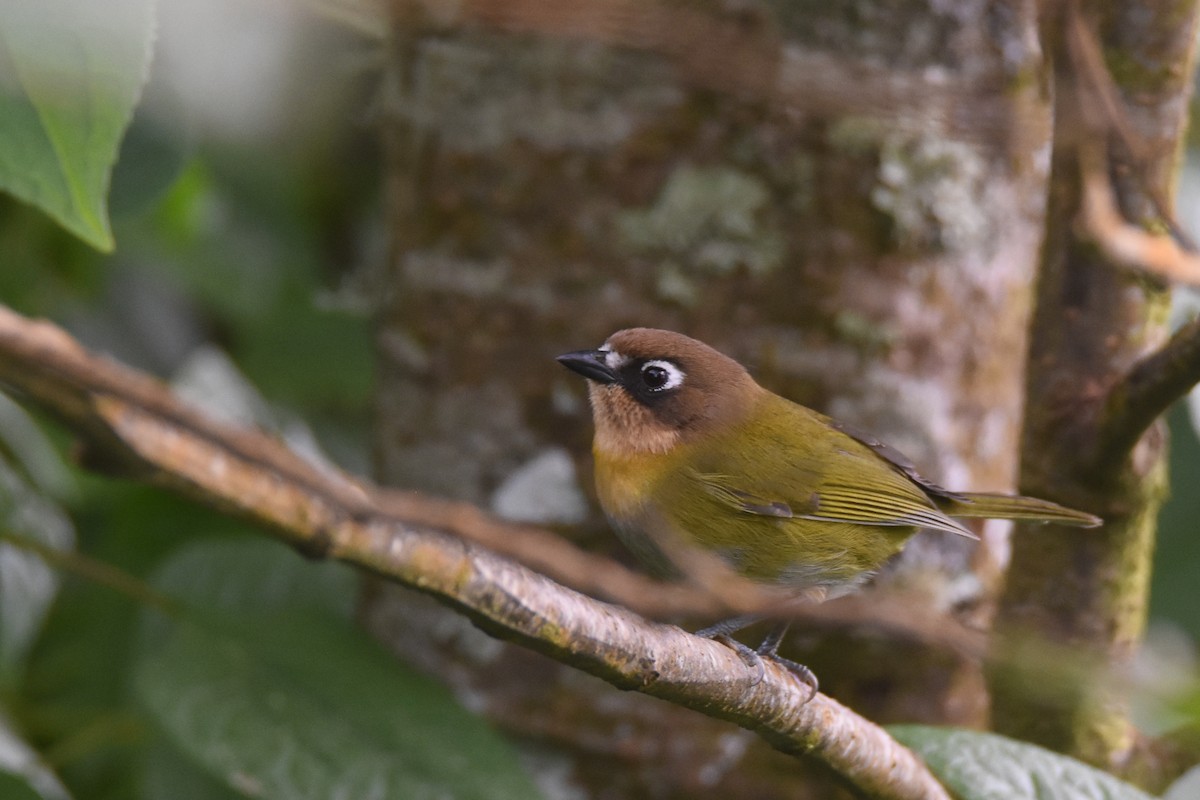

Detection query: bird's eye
(639, 360), (684, 392)
(643, 365), (668, 388)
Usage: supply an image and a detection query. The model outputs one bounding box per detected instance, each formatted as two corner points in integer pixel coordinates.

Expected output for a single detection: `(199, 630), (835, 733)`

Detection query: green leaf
(0, 0), (156, 251)
(0, 769), (45, 800)
(139, 735), (245, 800)
(134, 539), (544, 800)
(0, 392), (76, 681)
(134, 611), (544, 800)
(888, 726), (1155, 800)
(0, 712), (72, 800)
(137, 538), (357, 650)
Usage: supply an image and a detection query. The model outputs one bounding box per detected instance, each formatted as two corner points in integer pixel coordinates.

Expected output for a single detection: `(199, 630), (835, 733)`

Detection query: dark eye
(638, 360), (684, 392)
(642, 365), (669, 389)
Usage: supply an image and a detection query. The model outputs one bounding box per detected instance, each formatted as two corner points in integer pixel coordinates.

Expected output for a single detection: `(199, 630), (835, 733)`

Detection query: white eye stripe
(601, 345), (627, 370)
(642, 359), (685, 391)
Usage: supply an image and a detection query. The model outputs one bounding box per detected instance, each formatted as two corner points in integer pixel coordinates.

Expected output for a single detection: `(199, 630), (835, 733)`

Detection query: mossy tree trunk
(990, 0), (1200, 782)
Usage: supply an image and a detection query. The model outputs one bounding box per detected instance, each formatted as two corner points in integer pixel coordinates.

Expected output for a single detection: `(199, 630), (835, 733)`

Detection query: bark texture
(367, 0), (1053, 796)
(990, 0), (1200, 780)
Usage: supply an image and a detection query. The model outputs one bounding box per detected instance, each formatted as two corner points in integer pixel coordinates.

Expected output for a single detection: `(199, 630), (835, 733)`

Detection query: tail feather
(938, 492), (1101, 528)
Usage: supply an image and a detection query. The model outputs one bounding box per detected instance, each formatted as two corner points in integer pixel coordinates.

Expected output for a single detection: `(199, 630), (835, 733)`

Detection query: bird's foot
(756, 621), (819, 702)
(696, 615), (767, 683)
(757, 647), (819, 702)
(696, 618), (818, 700)
(703, 632), (766, 685)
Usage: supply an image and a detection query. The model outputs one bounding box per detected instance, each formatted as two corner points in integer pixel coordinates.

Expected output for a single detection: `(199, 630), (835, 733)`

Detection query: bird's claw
(759, 649), (819, 702)
(697, 618), (818, 701)
(700, 631), (766, 685)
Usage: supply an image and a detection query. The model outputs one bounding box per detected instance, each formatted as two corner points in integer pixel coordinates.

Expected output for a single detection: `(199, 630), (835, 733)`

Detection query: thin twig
(0, 529), (178, 614)
(1066, 0), (1200, 282)
(0, 304), (952, 800)
(1064, 0), (1146, 161)
(1062, 5), (1200, 466)
(1076, 141), (1200, 285)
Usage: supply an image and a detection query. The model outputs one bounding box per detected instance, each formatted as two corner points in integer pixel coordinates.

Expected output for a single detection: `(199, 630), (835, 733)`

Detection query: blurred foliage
(888, 726), (1157, 800)
(132, 540), (543, 800)
(0, 768), (49, 800)
(1153, 406), (1200, 641)
(0, 6), (549, 794)
(0, 73), (550, 791)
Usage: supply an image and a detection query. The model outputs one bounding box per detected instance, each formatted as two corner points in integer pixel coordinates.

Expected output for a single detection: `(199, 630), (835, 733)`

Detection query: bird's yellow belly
(592, 447), (673, 521)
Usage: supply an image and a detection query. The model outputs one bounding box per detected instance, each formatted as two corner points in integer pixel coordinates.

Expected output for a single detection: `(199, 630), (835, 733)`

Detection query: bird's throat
(588, 383), (681, 456)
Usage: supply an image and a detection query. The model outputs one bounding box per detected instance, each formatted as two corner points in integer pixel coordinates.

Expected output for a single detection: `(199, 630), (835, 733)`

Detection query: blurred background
(2, 1), (1199, 798)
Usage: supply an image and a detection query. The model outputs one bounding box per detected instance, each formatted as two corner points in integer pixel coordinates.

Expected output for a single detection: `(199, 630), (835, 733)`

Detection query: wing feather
(685, 396), (979, 540)
(800, 483), (978, 539)
(694, 475), (978, 540)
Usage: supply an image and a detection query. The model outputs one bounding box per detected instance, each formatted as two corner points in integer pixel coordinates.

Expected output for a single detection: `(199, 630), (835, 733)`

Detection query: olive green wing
(689, 400), (978, 539)
(797, 479), (978, 539)
(696, 470), (978, 539)
(827, 419), (968, 504)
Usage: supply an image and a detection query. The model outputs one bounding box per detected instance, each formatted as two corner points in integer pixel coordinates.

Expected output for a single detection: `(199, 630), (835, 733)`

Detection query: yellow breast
(592, 446), (681, 523)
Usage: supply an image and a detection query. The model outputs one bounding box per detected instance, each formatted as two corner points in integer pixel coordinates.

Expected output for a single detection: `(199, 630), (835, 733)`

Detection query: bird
(557, 327), (1101, 698)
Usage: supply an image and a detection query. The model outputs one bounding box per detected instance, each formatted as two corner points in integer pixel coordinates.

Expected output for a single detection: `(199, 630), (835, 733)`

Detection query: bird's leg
(695, 614), (763, 640)
(696, 616), (819, 701)
(756, 621), (818, 702)
(696, 615), (766, 684)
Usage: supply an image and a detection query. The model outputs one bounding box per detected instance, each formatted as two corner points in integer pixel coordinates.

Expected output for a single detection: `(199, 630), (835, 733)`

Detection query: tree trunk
(990, 0), (1200, 781)
(364, 1), (1053, 795)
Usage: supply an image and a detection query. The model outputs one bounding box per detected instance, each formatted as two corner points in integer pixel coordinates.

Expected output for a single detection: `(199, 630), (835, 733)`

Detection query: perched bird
(557, 328), (1100, 696)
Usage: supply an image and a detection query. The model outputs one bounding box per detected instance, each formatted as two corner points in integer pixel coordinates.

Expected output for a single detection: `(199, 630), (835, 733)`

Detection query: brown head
(557, 328), (761, 455)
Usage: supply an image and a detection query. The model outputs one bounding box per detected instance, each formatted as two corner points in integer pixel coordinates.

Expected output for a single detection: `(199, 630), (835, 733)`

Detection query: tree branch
(0, 307), (979, 654)
(1094, 315), (1200, 469)
(1077, 140), (1200, 286)
(1065, 0), (1199, 261)
(0, 304), (951, 800)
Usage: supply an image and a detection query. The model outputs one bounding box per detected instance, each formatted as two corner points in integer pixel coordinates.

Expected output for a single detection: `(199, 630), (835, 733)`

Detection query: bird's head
(557, 328), (759, 456)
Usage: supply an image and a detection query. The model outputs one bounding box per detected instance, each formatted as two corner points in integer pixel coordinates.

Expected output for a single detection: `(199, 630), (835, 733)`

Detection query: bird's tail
(937, 492), (1101, 528)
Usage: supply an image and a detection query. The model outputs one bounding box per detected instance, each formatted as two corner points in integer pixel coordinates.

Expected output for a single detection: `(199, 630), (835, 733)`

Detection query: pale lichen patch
(616, 164), (785, 287)
(870, 133), (991, 255)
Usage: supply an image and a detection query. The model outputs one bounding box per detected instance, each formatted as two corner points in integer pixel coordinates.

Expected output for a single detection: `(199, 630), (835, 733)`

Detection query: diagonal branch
(0, 304), (952, 800)
(0, 307), (980, 654)
(1065, 0), (1200, 283)
(1094, 315), (1200, 469)
(1060, 1), (1200, 468)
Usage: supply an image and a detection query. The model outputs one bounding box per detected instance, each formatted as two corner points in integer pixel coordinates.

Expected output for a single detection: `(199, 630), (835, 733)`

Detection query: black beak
(556, 349), (618, 384)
